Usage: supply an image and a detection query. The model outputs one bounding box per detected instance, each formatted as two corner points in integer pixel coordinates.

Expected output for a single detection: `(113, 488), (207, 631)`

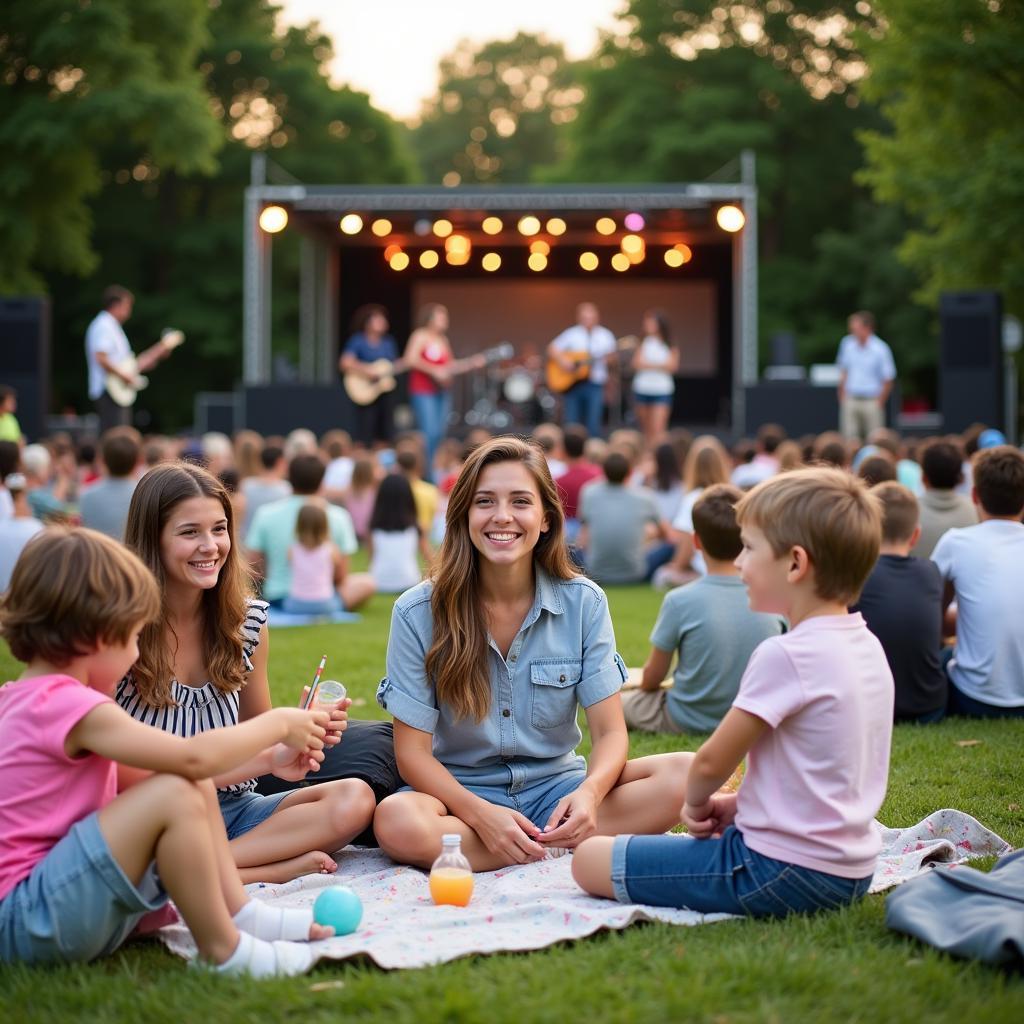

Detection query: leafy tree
(411, 33), (583, 184)
(859, 0), (1024, 317)
(0, 0), (221, 293)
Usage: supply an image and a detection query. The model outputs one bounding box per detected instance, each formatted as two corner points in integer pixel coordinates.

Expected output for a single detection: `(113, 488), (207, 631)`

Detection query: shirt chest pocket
(530, 660), (583, 729)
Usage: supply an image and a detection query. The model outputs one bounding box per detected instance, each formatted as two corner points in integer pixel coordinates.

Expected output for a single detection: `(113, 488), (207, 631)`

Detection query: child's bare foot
(238, 851), (338, 885)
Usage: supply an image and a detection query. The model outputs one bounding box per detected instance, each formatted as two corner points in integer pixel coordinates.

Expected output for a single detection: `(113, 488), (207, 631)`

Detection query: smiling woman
(373, 436), (693, 872)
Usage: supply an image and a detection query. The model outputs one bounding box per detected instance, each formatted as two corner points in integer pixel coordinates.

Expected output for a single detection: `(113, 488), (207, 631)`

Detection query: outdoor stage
(228, 155), (759, 437)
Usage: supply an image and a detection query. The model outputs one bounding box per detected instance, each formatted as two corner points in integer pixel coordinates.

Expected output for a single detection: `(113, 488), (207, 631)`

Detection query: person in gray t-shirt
(78, 430), (140, 541)
(578, 452), (665, 584)
(622, 484), (785, 733)
(240, 442), (291, 536)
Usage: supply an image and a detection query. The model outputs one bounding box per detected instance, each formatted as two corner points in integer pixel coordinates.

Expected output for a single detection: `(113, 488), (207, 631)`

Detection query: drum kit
(455, 350), (558, 431)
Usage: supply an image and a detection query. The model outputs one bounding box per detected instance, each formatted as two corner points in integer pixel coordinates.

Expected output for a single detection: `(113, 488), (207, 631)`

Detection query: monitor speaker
(0, 297), (51, 442)
(939, 291), (1003, 434)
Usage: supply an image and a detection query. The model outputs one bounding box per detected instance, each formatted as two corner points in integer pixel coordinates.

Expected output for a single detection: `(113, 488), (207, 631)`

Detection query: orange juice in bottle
(429, 834), (474, 906)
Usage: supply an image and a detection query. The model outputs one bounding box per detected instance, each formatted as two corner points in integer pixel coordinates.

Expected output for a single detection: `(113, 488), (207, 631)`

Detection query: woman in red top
(405, 304), (453, 478)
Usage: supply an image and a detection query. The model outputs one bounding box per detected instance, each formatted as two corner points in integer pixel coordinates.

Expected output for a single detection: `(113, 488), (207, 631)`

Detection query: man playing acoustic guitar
(547, 302), (617, 438)
(339, 303), (400, 448)
(84, 285), (178, 432)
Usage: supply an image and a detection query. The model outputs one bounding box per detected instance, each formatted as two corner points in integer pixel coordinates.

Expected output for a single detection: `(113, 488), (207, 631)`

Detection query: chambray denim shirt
(376, 569), (627, 788)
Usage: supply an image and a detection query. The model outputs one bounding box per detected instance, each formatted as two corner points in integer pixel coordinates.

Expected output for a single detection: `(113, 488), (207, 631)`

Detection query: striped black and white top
(115, 599), (269, 797)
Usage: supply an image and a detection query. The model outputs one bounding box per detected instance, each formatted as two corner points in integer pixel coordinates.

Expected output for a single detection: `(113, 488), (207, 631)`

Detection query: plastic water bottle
(429, 834), (474, 906)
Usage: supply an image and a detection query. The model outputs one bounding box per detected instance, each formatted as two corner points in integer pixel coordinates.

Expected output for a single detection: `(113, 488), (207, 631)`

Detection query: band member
(548, 303), (616, 438)
(84, 286), (175, 432)
(405, 303), (455, 476)
(339, 304), (399, 447)
(631, 309), (678, 446)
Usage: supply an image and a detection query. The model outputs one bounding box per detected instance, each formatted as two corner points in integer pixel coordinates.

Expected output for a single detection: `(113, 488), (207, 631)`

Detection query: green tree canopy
(859, 0), (1024, 316)
(0, 0), (221, 292)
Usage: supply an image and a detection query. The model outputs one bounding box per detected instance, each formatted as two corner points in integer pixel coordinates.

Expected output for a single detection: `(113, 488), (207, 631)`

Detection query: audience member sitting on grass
(283, 502), (349, 618)
(373, 437), (690, 871)
(368, 472), (430, 594)
(19, 443), (73, 523)
(913, 439), (977, 560)
(0, 473), (42, 593)
(246, 453), (374, 611)
(853, 482), (946, 723)
(116, 463), (377, 883)
(0, 528), (334, 975)
(577, 451), (668, 584)
(573, 467), (894, 918)
(79, 428), (141, 541)
(554, 424), (602, 543)
(931, 445), (1024, 718)
(622, 484), (785, 735)
(240, 441), (290, 536)
(856, 452), (897, 488)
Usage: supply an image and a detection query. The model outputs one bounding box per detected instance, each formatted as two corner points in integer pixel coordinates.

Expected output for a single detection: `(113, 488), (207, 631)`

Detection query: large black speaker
(241, 384), (355, 436)
(0, 297), (51, 442)
(939, 291), (1003, 433)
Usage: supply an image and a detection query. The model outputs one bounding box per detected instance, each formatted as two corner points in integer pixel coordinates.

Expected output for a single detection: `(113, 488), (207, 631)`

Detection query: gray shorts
(0, 812), (167, 964)
(620, 687), (685, 734)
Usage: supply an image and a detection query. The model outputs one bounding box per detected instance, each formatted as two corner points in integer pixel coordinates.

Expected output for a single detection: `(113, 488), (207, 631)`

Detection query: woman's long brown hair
(124, 462), (253, 707)
(426, 436), (577, 721)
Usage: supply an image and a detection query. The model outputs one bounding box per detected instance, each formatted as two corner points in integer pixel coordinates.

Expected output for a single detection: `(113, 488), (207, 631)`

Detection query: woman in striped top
(117, 463), (376, 884)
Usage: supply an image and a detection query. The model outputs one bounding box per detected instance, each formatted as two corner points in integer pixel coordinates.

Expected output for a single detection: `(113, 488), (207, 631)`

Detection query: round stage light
(716, 205), (745, 232)
(371, 218), (392, 237)
(481, 252), (502, 272)
(674, 243), (693, 263)
(595, 217), (616, 235)
(482, 216), (503, 235)
(579, 251), (599, 271)
(528, 252), (548, 272)
(384, 243), (402, 261)
(529, 240), (550, 256)
(664, 248), (684, 267)
(517, 215), (541, 236)
(419, 250), (439, 269)
(445, 233), (471, 254)
(446, 249), (470, 266)
(259, 206), (288, 233)
(389, 252), (410, 271)
(339, 213), (364, 235)
(546, 217), (567, 236)
(624, 212), (645, 231)
(433, 218), (453, 237)
(621, 234), (644, 255)
(611, 253), (630, 272)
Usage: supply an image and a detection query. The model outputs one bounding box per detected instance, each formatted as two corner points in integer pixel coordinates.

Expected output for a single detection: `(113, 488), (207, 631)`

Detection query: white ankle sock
(233, 899), (315, 942)
(213, 931), (313, 978)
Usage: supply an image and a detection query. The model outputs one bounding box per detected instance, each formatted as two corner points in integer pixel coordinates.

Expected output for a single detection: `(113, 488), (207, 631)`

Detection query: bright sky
(278, 0), (626, 121)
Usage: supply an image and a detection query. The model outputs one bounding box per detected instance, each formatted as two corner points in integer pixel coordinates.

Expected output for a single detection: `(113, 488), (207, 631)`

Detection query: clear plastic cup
(312, 679), (347, 708)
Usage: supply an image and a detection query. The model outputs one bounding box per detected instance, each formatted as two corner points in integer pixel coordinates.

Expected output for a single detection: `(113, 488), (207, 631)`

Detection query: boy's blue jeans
(611, 825), (872, 918)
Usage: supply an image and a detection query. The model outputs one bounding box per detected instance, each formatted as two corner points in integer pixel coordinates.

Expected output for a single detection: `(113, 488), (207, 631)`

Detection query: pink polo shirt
(0, 674), (116, 900)
(733, 613), (894, 879)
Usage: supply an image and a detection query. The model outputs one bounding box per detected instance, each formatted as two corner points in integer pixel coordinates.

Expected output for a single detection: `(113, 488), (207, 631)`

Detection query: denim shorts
(399, 767), (588, 830)
(282, 594), (345, 616)
(611, 825), (872, 918)
(633, 392), (674, 406)
(0, 812), (167, 964)
(218, 787), (290, 841)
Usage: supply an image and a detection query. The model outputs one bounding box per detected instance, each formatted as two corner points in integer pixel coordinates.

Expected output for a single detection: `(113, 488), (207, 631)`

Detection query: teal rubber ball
(313, 886), (363, 935)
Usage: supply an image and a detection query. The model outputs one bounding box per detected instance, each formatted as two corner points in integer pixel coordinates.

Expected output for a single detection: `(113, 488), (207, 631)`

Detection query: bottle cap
(441, 833), (461, 844)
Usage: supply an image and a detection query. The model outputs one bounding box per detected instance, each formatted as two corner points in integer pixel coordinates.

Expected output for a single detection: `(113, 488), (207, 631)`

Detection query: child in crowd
(622, 484), (785, 734)
(344, 456), (378, 542)
(913, 439), (977, 559)
(932, 446), (1024, 717)
(285, 502), (346, 616)
(368, 473), (430, 594)
(853, 482), (946, 723)
(573, 467), (894, 918)
(118, 463), (376, 883)
(0, 528), (335, 974)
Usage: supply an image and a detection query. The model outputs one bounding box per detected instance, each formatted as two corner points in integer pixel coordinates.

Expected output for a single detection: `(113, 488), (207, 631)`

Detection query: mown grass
(2, 584), (1022, 1023)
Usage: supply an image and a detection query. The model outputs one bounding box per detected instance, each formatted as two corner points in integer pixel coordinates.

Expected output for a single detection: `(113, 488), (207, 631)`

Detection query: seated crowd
(0, 414), (1022, 976)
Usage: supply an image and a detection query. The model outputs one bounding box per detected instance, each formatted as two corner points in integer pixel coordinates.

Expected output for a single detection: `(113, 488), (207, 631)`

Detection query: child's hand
(268, 742), (324, 781)
(682, 798), (717, 838)
(324, 698), (351, 746)
(276, 707), (328, 752)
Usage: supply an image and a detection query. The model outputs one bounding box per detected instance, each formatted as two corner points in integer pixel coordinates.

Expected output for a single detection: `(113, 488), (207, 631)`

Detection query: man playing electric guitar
(84, 285), (177, 432)
(547, 302), (617, 438)
(339, 303), (401, 447)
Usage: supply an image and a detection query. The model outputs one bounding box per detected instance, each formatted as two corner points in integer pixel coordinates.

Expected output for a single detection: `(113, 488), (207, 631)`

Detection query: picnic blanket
(158, 809), (1011, 971)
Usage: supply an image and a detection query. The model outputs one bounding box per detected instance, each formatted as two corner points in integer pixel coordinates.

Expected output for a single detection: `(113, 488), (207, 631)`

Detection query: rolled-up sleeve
(376, 601), (439, 733)
(577, 587), (628, 707)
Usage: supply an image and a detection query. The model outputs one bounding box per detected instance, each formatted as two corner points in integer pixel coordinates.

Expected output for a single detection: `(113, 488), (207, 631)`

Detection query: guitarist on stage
(84, 285), (176, 432)
(547, 302), (617, 438)
(339, 303), (399, 447)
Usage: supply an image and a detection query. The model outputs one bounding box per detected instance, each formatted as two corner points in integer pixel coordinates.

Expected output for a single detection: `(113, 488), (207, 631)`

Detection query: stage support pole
(732, 148), (759, 436)
(243, 154), (270, 385)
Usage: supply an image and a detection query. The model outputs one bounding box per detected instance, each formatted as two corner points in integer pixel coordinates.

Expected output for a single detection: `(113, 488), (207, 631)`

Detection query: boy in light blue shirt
(622, 484), (785, 733)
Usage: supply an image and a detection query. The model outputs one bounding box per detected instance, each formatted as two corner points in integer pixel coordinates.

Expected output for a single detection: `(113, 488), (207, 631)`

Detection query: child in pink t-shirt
(0, 527), (340, 974)
(573, 467), (895, 917)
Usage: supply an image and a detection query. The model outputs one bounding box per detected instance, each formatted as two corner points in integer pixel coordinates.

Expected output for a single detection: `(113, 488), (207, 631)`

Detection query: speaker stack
(939, 291), (1004, 434)
(0, 297), (51, 442)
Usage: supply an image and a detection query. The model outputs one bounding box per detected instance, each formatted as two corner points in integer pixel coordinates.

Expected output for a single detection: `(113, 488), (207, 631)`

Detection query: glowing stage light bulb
(259, 206), (288, 233)
(389, 251), (410, 271)
(371, 218), (392, 236)
(445, 234), (471, 254)
(716, 205), (745, 232)
(620, 234), (644, 255)
(529, 240), (550, 255)
(528, 252), (548, 271)
(419, 250), (439, 269)
(383, 243), (402, 261)
(595, 217), (616, 235)
(579, 251), (599, 271)
(482, 216), (503, 235)
(675, 243), (693, 263)
(339, 213), (363, 235)
(481, 252), (502, 272)
(664, 249), (684, 267)
(624, 212), (645, 231)
(546, 217), (567, 236)
(611, 253), (630, 272)
(433, 218), (453, 237)
(517, 215), (541, 236)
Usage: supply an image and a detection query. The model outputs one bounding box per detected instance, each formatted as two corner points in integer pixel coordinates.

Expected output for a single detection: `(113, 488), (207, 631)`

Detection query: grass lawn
(1, 584), (1022, 1022)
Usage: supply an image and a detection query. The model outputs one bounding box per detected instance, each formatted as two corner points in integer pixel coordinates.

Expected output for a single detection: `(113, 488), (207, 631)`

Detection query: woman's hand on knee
(469, 804), (545, 864)
(539, 789), (598, 848)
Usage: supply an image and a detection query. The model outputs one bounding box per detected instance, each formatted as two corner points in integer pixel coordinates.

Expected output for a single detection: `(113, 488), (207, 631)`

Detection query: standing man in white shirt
(84, 285), (175, 432)
(548, 302), (617, 438)
(836, 310), (897, 442)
